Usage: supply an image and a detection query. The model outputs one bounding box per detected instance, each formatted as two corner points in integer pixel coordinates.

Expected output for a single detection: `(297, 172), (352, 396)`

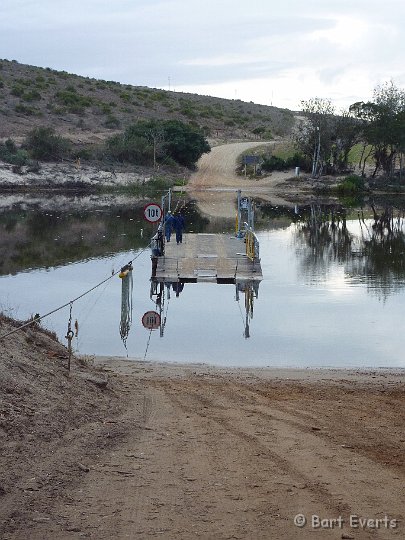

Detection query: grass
(348, 143), (373, 166)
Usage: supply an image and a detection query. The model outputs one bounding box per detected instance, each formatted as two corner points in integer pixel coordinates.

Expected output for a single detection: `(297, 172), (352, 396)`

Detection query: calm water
(1, 194), (405, 368)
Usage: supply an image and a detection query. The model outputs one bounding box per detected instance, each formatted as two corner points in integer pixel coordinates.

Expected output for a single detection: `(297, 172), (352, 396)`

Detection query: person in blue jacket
(164, 211), (175, 242)
(174, 212), (185, 244)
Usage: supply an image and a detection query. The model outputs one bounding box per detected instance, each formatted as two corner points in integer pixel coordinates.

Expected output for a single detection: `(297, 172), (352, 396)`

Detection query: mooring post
(65, 302), (74, 372)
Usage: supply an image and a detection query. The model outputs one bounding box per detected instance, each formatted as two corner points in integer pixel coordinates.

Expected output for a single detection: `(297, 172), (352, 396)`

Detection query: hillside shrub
(55, 89), (93, 114)
(11, 85), (24, 97)
(22, 89), (41, 102)
(105, 132), (153, 165)
(15, 103), (40, 116)
(104, 115), (120, 128)
(24, 127), (70, 161)
(0, 139), (29, 166)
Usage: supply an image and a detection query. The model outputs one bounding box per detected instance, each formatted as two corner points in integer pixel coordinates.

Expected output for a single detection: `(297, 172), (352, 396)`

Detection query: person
(172, 281), (184, 297)
(174, 212), (185, 244)
(164, 211), (175, 242)
(151, 227), (163, 276)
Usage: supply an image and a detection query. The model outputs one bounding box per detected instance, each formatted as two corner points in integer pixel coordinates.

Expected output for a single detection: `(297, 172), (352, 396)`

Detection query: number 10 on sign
(143, 203), (162, 223)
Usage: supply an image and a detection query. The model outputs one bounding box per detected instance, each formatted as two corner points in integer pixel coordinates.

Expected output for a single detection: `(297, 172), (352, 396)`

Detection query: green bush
(337, 174), (365, 194)
(105, 133), (153, 165)
(15, 103), (40, 116)
(55, 89), (92, 113)
(24, 127), (70, 161)
(11, 84), (24, 97)
(119, 92), (131, 102)
(22, 89), (41, 102)
(0, 139), (29, 166)
(262, 152), (308, 172)
(75, 147), (93, 160)
(104, 115), (120, 129)
(262, 155), (286, 171)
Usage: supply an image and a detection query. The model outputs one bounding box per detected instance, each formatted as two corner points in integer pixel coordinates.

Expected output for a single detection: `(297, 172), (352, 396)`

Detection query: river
(1, 192), (405, 367)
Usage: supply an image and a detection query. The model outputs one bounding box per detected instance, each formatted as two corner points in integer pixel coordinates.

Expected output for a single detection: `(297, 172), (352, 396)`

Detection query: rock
(76, 372), (108, 388)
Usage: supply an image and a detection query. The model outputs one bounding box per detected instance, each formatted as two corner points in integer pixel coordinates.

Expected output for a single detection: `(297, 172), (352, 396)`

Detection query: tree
(161, 120), (210, 167)
(294, 98), (361, 177)
(105, 129), (153, 165)
(293, 98), (336, 177)
(106, 120), (210, 168)
(331, 111), (362, 173)
(350, 82), (405, 177)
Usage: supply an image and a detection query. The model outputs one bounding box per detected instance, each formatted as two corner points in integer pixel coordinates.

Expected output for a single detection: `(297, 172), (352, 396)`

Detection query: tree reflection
(350, 207), (405, 299)
(294, 204), (405, 299)
(294, 204), (352, 280)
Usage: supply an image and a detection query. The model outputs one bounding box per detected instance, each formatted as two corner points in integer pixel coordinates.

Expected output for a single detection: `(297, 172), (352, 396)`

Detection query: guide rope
(143, 327), (153, 361)
(0, 241), (153, 341)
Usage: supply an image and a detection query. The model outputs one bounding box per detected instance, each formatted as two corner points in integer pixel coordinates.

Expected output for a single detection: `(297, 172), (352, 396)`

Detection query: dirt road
(184, 141), (298, 218)
(14, 360), (404, 540)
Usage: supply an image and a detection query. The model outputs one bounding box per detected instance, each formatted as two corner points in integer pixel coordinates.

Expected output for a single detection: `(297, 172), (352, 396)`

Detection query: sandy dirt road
(18, 360), (404, 540)
(183, 141), (298, 219)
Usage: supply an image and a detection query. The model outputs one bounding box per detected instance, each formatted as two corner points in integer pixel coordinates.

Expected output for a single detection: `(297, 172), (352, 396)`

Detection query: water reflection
(119, 263), (133, 350)
(293, 204), (352, 280)
(353, 207), (405, 298)
(146, 278), (260, 342)
(235, 280), (260, 339)
(293, 203), (405, 298)
(0, 194), (209, 276)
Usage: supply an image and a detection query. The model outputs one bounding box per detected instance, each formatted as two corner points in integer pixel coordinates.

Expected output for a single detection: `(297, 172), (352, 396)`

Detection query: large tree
(106, 119), (210, 168)
(350, 82), (405, 177)
(293, 98), (359, 176)
(161, 120), (210, 168)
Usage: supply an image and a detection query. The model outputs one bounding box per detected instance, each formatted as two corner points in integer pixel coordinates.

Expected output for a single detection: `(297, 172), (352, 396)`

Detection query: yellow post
(246, 230), (255, 261)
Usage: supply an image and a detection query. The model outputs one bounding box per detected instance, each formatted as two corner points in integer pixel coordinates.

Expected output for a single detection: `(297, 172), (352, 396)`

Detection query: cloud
(0, 0), (404, 109)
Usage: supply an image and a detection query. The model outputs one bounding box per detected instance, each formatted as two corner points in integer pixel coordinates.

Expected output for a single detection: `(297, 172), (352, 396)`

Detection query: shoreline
(94, 355), (405, 383)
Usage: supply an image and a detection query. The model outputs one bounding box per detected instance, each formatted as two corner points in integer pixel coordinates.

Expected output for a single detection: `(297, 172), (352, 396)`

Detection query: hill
(0, 59), (294, 144)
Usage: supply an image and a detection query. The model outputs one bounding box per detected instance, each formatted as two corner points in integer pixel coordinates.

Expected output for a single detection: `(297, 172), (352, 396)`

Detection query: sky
(1, 0), (404, 111)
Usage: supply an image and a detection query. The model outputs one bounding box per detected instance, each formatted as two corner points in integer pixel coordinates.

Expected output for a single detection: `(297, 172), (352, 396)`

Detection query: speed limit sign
(144, 203), (162, 223)
(142, 311), (161, 330)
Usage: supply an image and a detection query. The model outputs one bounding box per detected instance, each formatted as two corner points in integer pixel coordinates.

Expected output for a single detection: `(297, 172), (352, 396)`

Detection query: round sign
(143, 203), (162, 223)
(142, 311), (161, 330)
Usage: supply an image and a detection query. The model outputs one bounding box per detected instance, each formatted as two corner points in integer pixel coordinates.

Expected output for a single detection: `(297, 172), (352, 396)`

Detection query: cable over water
(0, 241), (152, 341)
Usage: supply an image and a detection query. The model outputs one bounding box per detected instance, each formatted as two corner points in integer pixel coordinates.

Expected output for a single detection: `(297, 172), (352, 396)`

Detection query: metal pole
(237, 190), (241, 236)
(168, 188), (172, 212)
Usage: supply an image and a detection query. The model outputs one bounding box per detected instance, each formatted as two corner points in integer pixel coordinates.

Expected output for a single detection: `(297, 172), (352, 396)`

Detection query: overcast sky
(1, 0), (404, 110)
